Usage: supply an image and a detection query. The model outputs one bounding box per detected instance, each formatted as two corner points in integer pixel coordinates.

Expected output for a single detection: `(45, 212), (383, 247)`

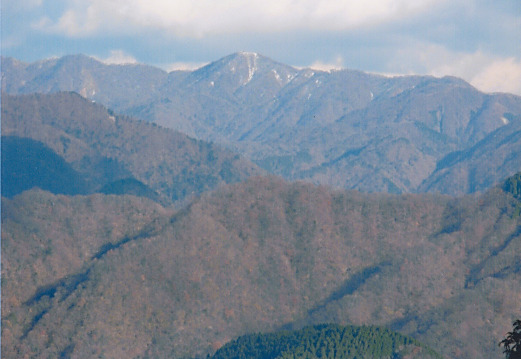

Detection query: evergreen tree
(500, 320), (521, 359)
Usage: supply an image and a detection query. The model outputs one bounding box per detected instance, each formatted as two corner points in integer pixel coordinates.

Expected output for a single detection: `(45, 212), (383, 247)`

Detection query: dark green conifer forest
(211, 324), (442, 359)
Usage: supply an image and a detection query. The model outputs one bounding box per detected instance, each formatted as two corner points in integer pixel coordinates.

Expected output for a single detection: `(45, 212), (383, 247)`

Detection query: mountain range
(2, 53), (521, 359)
(3, 53), (521, 195)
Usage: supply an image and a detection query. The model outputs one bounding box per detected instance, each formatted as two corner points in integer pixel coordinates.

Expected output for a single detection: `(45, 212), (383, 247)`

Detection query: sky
(2, 0), (521, 95)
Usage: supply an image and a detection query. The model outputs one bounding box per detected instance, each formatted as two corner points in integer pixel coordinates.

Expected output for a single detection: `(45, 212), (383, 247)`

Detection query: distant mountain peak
(190, 52), (297, 88)
(232, 52), (259, 84)
(237, 51), (259, 57)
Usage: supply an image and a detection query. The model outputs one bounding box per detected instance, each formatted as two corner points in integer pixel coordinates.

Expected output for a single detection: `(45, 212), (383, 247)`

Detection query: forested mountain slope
(1, 92), (263, 204)
(2, 175), (520, 358)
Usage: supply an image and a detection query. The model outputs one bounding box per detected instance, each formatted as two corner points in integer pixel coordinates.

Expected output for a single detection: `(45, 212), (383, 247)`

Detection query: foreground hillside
(3, 54), (521, 195)
(1, 92), (263, 204)
(2, 175), (520, 358)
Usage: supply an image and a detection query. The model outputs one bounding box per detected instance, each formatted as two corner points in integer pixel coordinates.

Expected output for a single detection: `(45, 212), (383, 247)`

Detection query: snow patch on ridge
(272, 69), (282, 83)
(243, 52), (258, 85)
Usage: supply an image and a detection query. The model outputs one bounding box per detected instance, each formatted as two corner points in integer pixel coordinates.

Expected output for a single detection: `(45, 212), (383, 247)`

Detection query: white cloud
(309, 56), (345, 72)
(470, 58), (521, 95)
(426, 49), (521, 95)
(384, 42), (521, 95)
(33, 6), (102, 37)
(32, 0), (446, 37)
(97, 50), (138, 65)
(163, 61), (208, 72)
